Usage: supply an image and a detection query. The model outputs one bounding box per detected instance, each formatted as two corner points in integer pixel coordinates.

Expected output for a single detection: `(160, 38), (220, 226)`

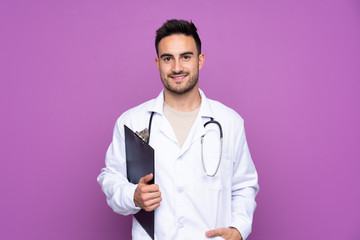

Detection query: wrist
(229, 227), (243, 240)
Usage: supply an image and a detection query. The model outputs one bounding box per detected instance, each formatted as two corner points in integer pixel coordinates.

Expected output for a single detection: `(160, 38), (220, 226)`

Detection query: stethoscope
(147, 111), (223, 177)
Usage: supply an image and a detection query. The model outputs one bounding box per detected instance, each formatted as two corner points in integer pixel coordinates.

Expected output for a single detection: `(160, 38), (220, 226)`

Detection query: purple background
(1, 0), (359, 239)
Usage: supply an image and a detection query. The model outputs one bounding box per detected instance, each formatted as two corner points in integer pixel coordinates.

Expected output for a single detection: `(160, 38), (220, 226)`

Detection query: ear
(155, 57), (160, 71)
(198, 53), (205, 70)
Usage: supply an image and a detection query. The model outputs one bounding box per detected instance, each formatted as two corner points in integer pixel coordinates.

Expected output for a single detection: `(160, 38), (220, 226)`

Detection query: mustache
(169, 71), (188, 75)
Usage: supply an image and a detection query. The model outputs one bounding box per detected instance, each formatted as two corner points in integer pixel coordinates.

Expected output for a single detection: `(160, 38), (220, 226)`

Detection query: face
(155, 34), (205, 95)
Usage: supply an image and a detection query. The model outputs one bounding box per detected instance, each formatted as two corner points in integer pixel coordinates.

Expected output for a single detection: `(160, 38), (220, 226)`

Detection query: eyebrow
(180, 51), (194, 56)
(159, 51), (194, 58)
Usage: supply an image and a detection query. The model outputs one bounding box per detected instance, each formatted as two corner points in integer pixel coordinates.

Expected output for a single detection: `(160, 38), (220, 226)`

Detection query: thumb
(139, 173), (153, 184)
(205, 228), (224, 238)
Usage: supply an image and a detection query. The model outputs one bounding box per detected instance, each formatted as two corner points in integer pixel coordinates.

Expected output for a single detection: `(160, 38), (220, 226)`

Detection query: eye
(163, 57), (172, 62)
(183, 55), (191, 60)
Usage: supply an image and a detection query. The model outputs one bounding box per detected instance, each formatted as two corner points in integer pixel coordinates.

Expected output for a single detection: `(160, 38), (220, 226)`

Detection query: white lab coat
(97, 89), (259, 240)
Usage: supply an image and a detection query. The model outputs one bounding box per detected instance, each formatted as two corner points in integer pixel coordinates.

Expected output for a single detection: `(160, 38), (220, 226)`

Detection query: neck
(163, 85), (201, 112)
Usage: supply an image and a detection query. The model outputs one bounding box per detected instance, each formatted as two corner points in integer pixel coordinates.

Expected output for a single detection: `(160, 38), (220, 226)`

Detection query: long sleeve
(97, 117), (141, 215)
(230, 121), (259, 240)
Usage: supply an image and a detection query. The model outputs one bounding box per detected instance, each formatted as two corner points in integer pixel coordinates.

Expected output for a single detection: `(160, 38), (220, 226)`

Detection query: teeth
(172, 75), (185, 79)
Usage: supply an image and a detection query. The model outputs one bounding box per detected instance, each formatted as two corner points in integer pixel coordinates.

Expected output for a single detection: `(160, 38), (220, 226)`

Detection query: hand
(205, 227), (243, 240)
(133, 173), (162, 211)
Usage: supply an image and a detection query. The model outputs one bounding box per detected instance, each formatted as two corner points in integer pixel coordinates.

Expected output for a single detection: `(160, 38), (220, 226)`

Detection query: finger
(134, 189), (161, 209)
(140, 190), (162, 202)
(140, 184), (160, 193)
(139, 173), (153, 185)
(205, 228), (225, 238)
(143, 201), (161, 212)
(142, 196), (162, 210)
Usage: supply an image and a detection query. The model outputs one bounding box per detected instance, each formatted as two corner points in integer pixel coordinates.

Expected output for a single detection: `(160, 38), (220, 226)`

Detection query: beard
(161, 71), (199, 95)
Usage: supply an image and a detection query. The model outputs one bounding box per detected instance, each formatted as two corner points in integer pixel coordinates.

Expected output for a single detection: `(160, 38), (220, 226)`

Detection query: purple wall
(1, 0), (359, 239)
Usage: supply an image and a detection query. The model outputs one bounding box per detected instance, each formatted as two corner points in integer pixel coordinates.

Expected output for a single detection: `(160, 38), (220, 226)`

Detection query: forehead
(158, 34), (197, 55)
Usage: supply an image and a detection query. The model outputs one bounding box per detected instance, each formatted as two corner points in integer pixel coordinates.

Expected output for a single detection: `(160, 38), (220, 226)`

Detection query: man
(97, 19), (259, 240)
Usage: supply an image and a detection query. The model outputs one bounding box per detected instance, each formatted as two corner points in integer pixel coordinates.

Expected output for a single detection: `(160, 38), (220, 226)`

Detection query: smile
(170, 74), (187, 80)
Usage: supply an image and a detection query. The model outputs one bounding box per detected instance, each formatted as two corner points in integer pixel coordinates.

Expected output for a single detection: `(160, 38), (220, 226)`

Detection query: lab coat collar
(198, 89), (214, 119)
(147, 88), (215, 119)
(148, 91), (165, 115)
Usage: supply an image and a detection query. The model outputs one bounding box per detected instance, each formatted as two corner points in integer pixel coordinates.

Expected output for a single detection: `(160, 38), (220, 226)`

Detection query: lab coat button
(177, 217), (184, 228)
(177, 187), (183, 193)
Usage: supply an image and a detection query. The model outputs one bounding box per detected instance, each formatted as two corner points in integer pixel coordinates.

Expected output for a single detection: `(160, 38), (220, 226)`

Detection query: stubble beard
(162, 72), (199, 95)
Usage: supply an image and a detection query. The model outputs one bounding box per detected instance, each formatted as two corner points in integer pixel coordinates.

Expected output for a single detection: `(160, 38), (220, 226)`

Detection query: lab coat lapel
(179, 115), (206, 156)
(148, 90), (178, 144)
(159, 114), (178, 144)
(179, 90), (214, 156)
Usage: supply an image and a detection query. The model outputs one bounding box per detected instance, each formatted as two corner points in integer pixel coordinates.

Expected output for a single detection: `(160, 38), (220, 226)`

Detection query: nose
(172, 59), (184, 73)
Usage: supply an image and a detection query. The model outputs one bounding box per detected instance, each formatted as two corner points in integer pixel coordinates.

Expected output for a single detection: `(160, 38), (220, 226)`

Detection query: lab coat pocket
(206, 155), (231, 191)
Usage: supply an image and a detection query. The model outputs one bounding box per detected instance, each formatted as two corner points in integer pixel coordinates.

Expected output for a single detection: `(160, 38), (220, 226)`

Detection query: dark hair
(155, 19), (202, 56)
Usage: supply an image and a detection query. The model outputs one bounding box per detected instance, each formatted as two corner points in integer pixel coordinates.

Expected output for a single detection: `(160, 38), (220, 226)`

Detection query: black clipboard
(124, 125), (154, 239)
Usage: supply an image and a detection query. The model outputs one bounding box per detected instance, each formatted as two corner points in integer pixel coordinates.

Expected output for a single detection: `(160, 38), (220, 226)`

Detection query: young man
(97, 19), (259, 240)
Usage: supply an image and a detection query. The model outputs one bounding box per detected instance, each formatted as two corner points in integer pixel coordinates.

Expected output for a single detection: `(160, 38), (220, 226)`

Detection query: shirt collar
(148, 88), (214, 119)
